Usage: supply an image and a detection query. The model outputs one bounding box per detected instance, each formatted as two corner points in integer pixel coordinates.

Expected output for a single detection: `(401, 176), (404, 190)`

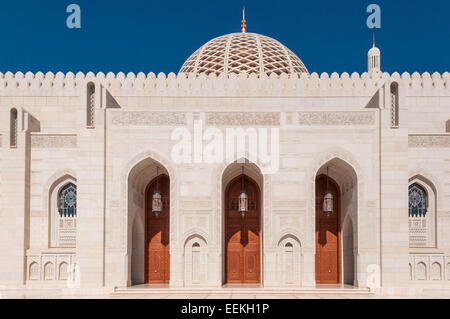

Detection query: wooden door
(315, 174), (340, 284)
(225, 175), (260, 283)
(145, 175), (170, 283)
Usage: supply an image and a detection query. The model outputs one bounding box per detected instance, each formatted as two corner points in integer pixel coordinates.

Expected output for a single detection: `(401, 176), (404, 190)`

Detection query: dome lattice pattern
(180, 33), (308, 77)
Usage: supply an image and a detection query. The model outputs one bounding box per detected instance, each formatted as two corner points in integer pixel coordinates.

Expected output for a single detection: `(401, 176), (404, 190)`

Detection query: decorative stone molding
(408, 135), (450, 148)
(409, 254), (450, 281)
(26, 251), (76, 282)
(31, 134), (77, 148)
(297, 111), (375, 126)
(206, 112), (280, 126)
(111, 111), (186, 126)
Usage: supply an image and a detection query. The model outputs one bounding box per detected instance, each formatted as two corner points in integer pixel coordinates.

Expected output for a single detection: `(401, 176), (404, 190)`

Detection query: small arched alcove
(276, 234), (302, 286)
(183, 234), (208, 286)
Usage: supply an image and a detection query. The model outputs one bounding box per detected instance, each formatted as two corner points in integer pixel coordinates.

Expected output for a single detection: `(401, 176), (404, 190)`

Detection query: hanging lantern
(239, 190), (248, 218)
(238, 166), (248, 218)
(322, 166), (334, 217)
(152, 167), (163, 217)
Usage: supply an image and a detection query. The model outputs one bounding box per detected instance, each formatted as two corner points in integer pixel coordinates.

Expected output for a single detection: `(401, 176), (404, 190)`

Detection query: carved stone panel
(409, 135), (450, 148)
(31, 134), (77, 148)
(111, 111), (187, 126)
(206, 112), (280, 126)
(297, 111), (375, 126)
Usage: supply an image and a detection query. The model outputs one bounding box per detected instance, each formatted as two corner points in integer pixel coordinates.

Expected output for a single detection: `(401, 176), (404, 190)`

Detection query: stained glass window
(409, 183), (427, 217)
(58, 183), (77, 217)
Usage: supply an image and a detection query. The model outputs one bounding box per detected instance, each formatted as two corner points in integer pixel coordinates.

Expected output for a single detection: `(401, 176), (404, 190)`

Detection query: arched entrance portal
(145, 174), (170, 283)
(315, 174), (341, 284)
(225, 174), (261, 283)
(314, 157), (358, 286)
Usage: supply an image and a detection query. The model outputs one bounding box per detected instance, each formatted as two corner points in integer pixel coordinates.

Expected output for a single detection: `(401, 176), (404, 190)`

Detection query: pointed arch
(183, 233), (208, 286)
(221, 158), (263, 284)
(408, 173), (437, 248)
(45, 171), (77, 248)
(123, 150), (176, 286)
(309, 150), (360, 286)
(276, 234), (302, 286)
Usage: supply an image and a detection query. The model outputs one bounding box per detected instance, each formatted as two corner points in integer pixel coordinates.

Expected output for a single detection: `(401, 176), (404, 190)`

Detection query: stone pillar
(378, 81), (409, 291)
(0, 108), (33, 285)
(76, 81), (106, 288)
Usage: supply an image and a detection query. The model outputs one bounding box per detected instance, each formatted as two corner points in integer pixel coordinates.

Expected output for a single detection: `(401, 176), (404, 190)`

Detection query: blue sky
(0, 0), (448, 75)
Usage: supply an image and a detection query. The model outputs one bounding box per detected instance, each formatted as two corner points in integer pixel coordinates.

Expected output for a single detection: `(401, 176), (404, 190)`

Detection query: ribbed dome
(179, 32), (308, 77)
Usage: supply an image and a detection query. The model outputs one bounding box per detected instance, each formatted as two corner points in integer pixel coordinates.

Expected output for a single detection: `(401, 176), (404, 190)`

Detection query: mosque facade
(0, 18), (449, 295)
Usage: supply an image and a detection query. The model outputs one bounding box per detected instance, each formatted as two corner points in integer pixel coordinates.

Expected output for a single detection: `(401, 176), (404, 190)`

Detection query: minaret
(368, 33), (381, 73)
(241, 7), (246, 33)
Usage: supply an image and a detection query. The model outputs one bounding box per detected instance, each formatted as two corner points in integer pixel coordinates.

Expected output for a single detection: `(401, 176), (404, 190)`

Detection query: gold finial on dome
(241, 7), (246, 33)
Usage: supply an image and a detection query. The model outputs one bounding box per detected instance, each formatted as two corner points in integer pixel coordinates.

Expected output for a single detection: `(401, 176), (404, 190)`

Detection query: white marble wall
(0, 71), (449, 291)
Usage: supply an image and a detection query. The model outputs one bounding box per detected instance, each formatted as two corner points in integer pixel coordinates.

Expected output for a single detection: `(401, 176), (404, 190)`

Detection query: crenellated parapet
(0, 71), (448, 97)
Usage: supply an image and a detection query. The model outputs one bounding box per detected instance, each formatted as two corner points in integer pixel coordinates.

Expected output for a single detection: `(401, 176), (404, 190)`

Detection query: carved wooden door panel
(315, 175), (340, 284)
(225, 175), (261, 283)
(146, 175), (170, 283)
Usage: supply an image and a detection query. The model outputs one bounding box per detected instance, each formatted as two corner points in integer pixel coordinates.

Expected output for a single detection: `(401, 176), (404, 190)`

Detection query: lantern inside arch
(152, 166), (163, 217)
(238, 166), (248, 218)
(322, 166), (334, 217)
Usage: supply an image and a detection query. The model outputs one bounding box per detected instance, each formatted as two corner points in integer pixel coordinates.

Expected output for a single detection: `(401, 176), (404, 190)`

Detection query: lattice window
(59, 183), (77, 217)
(409, 183), (427, 218)
(87, 83), (95, 127)
(10, 108), (17, 147)
(390, 83), (399, 128)
(57, 183), (77, 247)
(409, 183), (428, 247)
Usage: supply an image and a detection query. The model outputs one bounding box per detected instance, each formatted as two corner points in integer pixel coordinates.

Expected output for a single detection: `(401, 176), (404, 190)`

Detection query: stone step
(113, 287), (373, 295)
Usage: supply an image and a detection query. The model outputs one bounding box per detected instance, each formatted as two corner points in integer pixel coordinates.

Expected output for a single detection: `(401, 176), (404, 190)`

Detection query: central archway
(224, 173), (261, 284)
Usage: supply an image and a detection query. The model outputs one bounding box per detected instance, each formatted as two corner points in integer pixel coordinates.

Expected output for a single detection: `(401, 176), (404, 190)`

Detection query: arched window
(55, 183), (77, 247)
(10, 108), (17, 147)
(390, 82), (399, 128)
(58, 183), (77, 217)
(86, 82), (95, 127)
(408, 180), (436, 248)
(409, 183), (427, 218)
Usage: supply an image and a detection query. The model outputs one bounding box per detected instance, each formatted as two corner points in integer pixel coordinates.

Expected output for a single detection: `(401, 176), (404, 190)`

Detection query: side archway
(313, 156), (358, 285)
(126, 155), (172, 285)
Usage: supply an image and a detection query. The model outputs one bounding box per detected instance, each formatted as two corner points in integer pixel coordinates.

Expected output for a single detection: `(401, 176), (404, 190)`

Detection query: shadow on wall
(106, 89), (121, 109)
(446, 119), (450, 132)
